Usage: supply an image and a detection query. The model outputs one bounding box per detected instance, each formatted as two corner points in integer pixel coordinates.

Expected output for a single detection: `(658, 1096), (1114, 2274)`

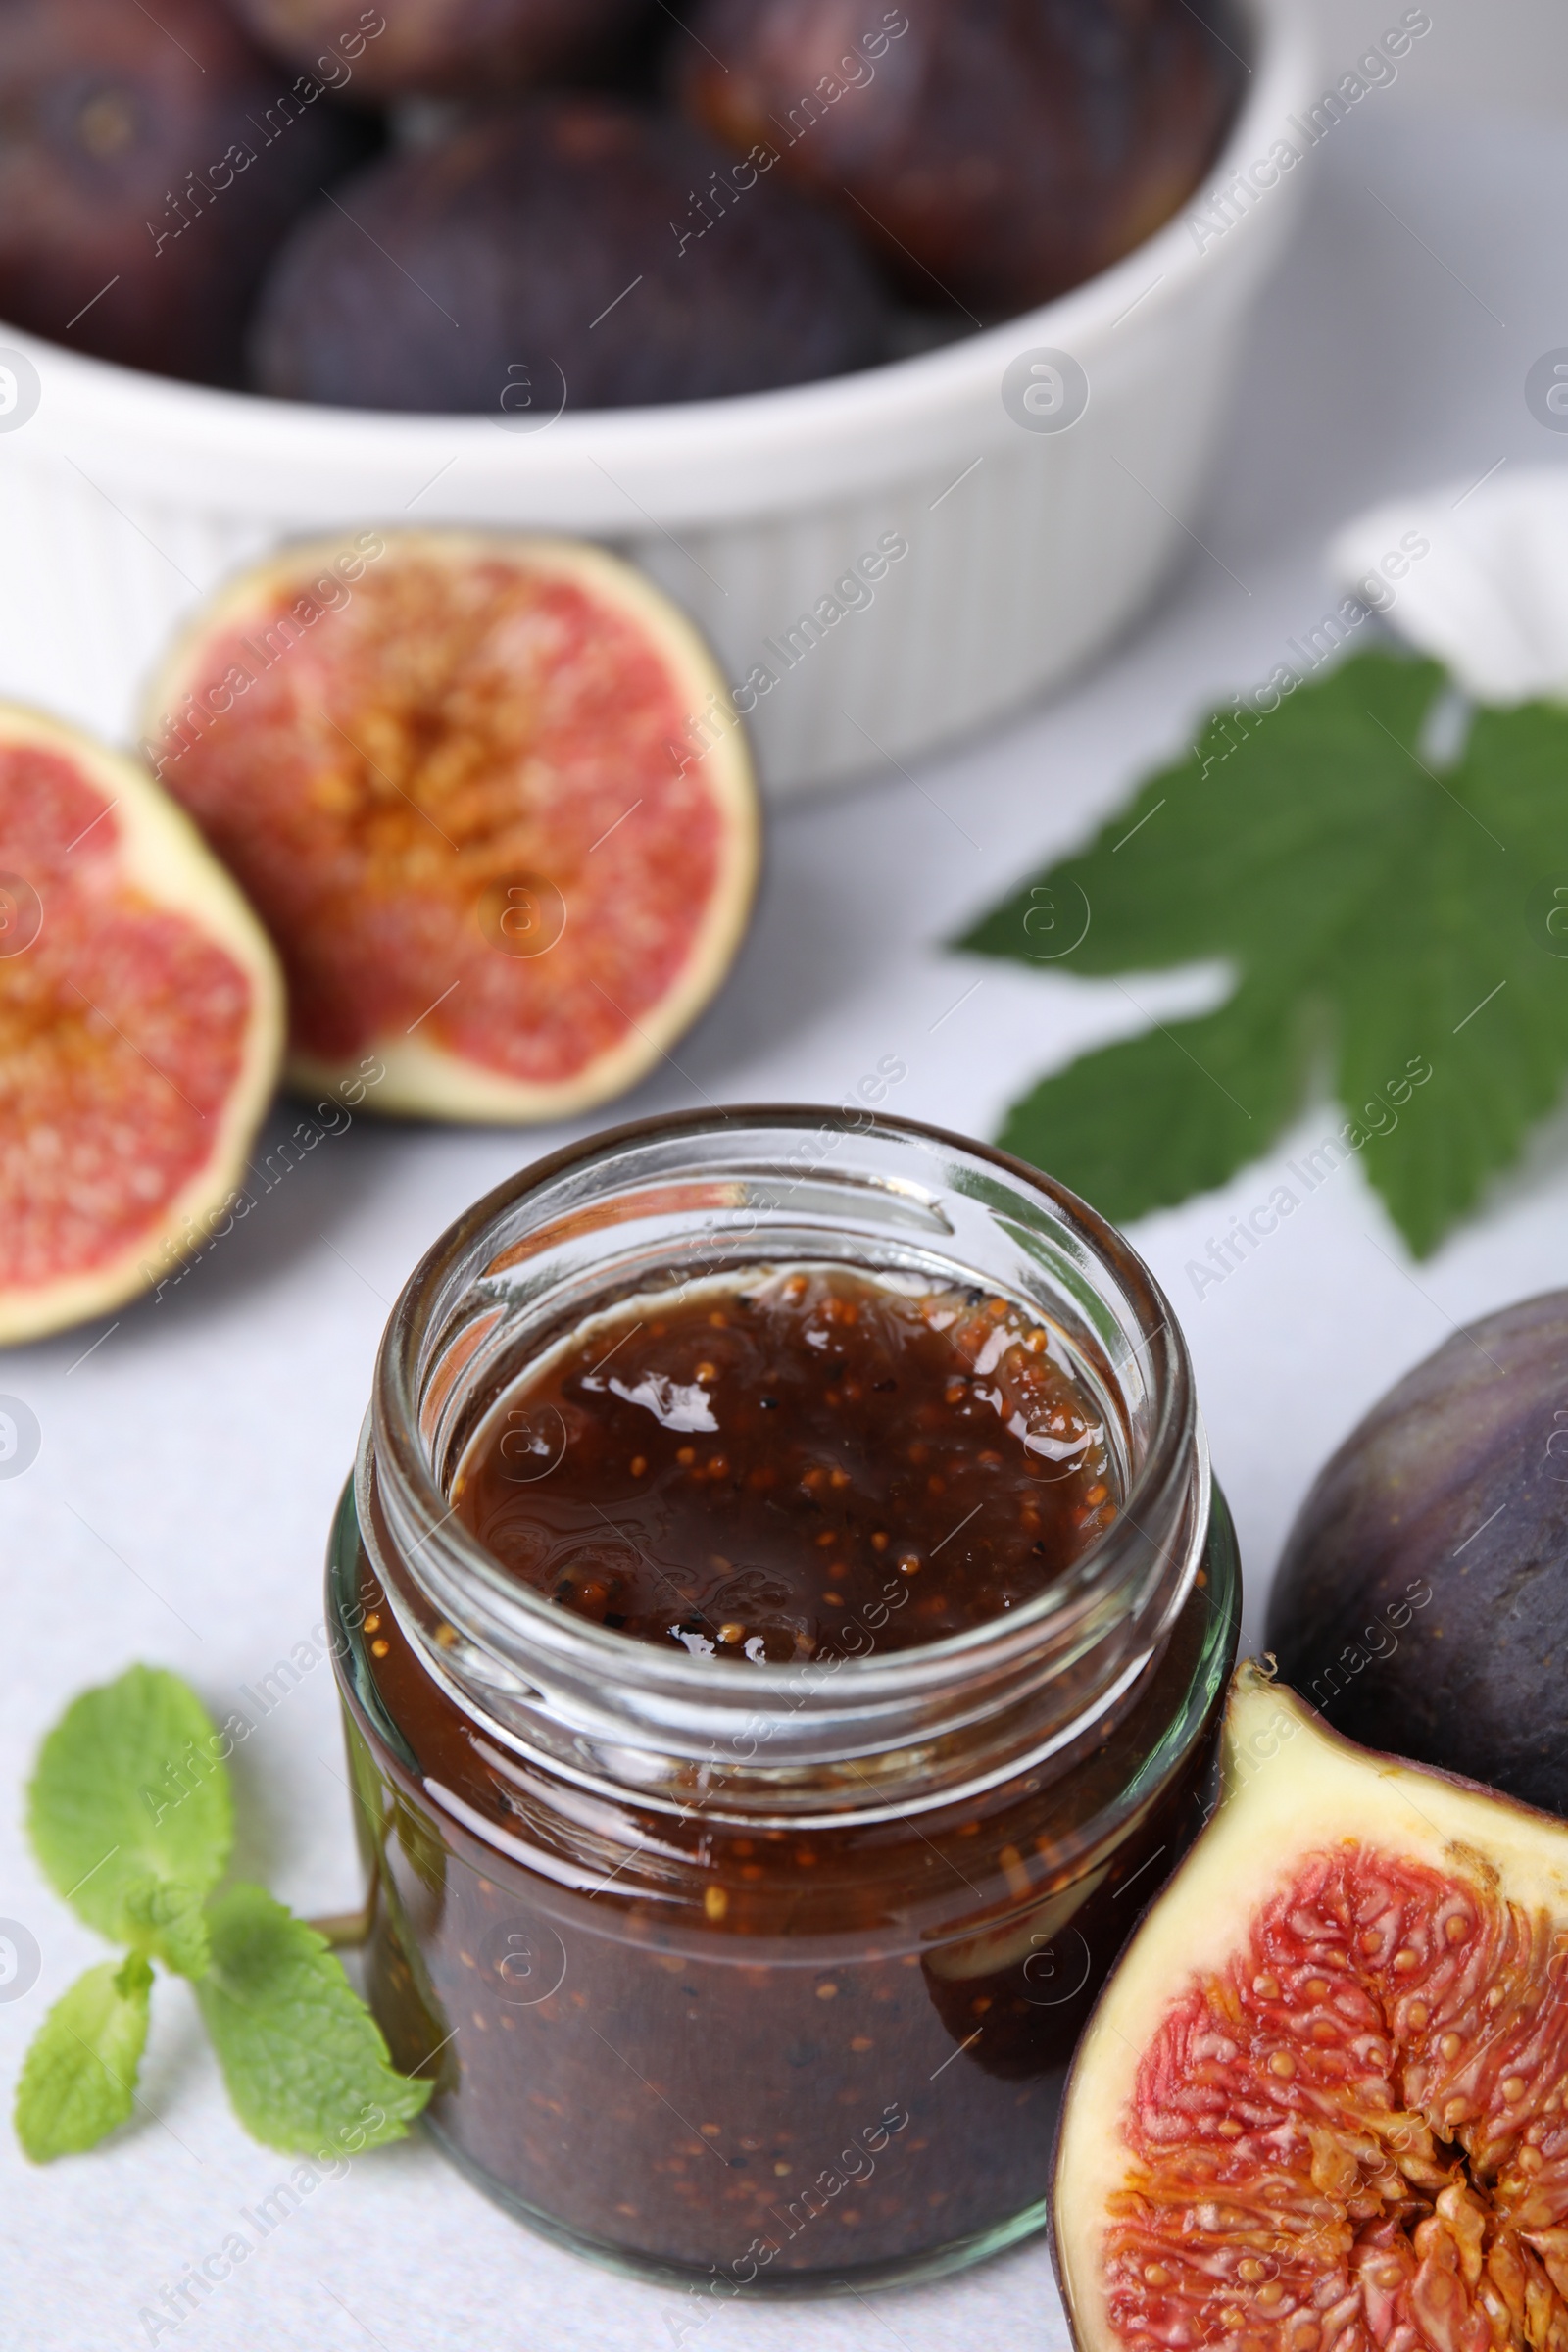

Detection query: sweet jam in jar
(329, 1109), (1239, 2295)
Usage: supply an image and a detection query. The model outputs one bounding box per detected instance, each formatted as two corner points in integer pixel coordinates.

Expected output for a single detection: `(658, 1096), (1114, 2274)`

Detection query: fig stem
(303, 1904), (373, 1948)
(304, 1871), (376, 1948)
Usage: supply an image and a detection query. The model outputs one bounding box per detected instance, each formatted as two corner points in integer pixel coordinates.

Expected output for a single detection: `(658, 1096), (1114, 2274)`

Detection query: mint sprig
(27, 1665), (232, 1944)
(15, 1954), (151, 2162)
(198, 1886), (429, 2153)
(15, 1664), (429, 2163)
(956, 651), (1568, 1257)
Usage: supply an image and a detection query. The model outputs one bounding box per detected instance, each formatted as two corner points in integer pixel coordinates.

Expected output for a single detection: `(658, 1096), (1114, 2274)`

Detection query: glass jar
(327, 1107), (1239, 2297)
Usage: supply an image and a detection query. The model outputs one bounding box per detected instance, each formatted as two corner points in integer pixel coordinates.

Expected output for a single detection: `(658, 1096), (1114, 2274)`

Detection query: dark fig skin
(221, 0), (651, 101)
(676, 0), (1245, 318)
(249, 96), (895, 411)
(1265, 1292), (1568, 1816)
(0, 0), (378, 386)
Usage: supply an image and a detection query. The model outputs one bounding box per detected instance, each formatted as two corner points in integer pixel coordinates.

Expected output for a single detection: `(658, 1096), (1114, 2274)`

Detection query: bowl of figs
(0, 0), (1315, 794)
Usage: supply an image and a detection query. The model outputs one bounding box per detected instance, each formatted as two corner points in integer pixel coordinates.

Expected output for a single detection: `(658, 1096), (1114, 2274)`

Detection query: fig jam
(330, 1110), (1240, 2292)
(451, 1269), (1118, 1664)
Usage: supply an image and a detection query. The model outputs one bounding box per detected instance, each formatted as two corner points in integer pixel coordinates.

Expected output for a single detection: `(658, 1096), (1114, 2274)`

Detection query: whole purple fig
(249, 96), (893, 411)
(677, 0), (1244, 318)
(0, 0), (377, 385)
(1265, 1292), (1568, 1814)
(221, 0), (650, 102)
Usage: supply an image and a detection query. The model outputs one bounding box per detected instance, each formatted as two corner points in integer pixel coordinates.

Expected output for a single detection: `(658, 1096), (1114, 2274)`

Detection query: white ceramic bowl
(0, 0), (1314, 797)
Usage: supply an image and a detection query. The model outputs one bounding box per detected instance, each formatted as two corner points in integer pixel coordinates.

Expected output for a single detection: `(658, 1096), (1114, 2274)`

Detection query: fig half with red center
(140, 531), (760, 1122)
(678, 0), (1245, 317)
(0, 705), (283, 1345)
(221, 0), (650, 99)
(248, 96), (894, 411)
(0, 0), (377, 385)
(1055, 1662), (1568, 2352)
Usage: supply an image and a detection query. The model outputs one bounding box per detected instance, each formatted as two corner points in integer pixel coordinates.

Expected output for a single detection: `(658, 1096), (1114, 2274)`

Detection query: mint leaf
(956, 653), (1568, 1255)
(18, 1672), (426, 2173)
(14, 1954), (151, 2161)
(27, 1665), (232, 1942)
(122, 1877), (210, 1979)
(196, 1886), (430, 2155)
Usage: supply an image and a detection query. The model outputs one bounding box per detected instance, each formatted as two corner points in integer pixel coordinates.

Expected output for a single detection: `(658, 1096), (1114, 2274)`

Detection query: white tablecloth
(6, 94), (1568, 2352)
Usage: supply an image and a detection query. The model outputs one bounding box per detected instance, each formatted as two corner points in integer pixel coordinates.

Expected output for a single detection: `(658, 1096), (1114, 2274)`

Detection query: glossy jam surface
(452, 1267), (1117, 1662)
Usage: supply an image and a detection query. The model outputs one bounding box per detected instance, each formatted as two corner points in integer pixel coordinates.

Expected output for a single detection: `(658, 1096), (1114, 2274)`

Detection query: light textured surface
(4, 99), (1568, 2352)
(1309, 0), (1568, 115)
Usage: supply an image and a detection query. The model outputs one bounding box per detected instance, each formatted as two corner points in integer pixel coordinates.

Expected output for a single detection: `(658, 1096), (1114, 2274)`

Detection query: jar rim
(366, 1104), (1204, 1735)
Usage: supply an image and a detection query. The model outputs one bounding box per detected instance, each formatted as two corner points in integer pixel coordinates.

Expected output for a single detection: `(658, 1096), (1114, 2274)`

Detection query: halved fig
(1055, 1661), (1568, 2352)
(0, 705), (284, 1346)
(140, 533), (760, 1123)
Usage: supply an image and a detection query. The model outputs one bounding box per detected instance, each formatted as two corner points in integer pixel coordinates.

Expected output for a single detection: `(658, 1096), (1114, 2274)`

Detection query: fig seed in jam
(452, 1266), (1117, 1659)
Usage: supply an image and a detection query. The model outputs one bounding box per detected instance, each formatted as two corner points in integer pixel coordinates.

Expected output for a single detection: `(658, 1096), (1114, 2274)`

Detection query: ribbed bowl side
(0, 270), (1255, 795)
